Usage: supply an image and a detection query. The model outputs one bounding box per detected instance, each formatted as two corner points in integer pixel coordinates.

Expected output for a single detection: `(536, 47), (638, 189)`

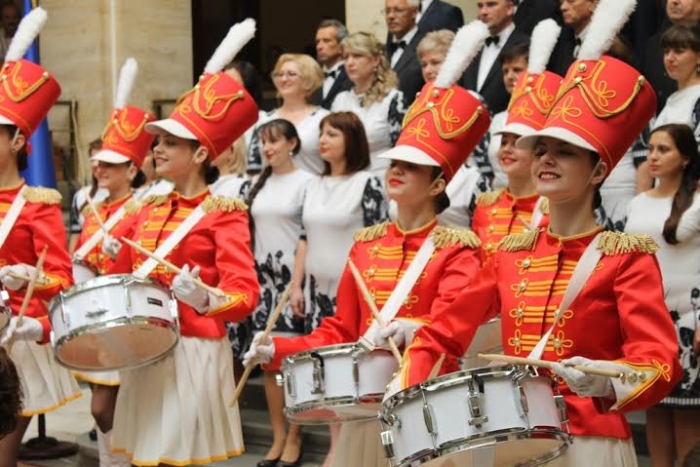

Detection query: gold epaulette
(201, 195), (248, 214)
(476, 189), (505, 206)
(123, 199), (143, 215)
(539, 198), (550, 214)
(598, 231), (659, 255)
(498, 229), (539, 252)
(432, 225), (481, 249)
(144, 194), (170, 207)
(23, 187), (61, 205)
(354, 222), (390, 242)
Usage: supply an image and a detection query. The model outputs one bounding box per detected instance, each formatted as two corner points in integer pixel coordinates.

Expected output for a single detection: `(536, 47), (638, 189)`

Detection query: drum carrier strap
(529, 197), (546, 231)
(358, 229), (436, 351)
(0, 185), (27, 250)
(527, 232), (603, 360)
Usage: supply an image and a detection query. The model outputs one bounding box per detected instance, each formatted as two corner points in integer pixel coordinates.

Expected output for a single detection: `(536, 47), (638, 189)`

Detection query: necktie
(574, 37), (582, 57)
(324, 69), (338, 79)
(485, 36), (500, 47)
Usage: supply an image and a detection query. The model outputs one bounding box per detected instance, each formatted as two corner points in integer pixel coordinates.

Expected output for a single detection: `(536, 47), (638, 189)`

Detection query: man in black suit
(513, 0), (562, 35)
(311, 19), (353, 110)
(461, 0), (529, 114)
(385, 0), (426, 106)
(547, 0), (596, 76)
(416, 0), (464, 33)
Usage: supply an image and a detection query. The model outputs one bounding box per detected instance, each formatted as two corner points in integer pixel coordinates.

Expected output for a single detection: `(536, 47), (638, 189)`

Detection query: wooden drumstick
(230, 281), (294, 406)
(347, 260), (403, 365)
(6, 246), (48, 352)
(428, 353), (446, 380)
(478, 353), (624, 379)
(121, 237), (225, 298)
(85, 190), (109, 234)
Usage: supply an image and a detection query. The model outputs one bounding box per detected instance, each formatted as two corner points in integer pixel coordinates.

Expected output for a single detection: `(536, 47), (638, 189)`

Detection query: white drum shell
(49, 274), (179, 371)
(282, 344), (399, 424)
(72, 261), (97, 284)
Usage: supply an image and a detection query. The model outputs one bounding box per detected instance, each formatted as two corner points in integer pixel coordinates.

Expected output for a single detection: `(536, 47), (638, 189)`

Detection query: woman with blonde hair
(332, 32), (406, 176)
(247, 53), (329, 175)
(416, 29), (455, 82)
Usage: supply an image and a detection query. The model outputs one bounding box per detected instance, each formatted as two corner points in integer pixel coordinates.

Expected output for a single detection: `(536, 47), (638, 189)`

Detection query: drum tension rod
(310, 352), (325, 395)
(467, 374), (488, 428)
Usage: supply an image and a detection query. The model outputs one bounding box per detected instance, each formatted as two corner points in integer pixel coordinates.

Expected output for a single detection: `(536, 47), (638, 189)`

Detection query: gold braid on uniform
(431, 226), (481, 249)
(23, 187), (62, 204)
(353, 222), (390, 242)
(201, 195), (248, 213)
(498, 229), (539, 252)
(539, 198), (550, 214)
(598, 231), (659, 255)
(123, 199), (143, 215)
(144, 194), (170, 207)
(476, 188), (505, 206)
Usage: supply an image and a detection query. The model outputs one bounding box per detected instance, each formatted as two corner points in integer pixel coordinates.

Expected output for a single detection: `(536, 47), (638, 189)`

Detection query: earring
(697, 63), (700, 74)
(289, 150), (293, 156)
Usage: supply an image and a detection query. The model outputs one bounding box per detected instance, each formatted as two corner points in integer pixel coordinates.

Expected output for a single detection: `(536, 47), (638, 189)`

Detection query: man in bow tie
(460, 0), (528, 115)
(548, 0), (597, 76)
(312, 19), (353, 109)
(385, 0), (425, 106)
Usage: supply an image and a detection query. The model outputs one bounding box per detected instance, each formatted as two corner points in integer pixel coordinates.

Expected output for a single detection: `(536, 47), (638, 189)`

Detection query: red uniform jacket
(109, 190), (259, 338)
(75, 193), (137, 275)
(399, 227), (681, 439)
(472, 189), (549, 260)
(269, 220), (483, 371)
(0, 182), (73, 342)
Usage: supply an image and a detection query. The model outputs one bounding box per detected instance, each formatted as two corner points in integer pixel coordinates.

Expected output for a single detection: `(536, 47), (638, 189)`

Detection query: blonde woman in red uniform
(107, 20), (260, 466)
(0, 8), (79, 465)
(389, 3), (683, 465)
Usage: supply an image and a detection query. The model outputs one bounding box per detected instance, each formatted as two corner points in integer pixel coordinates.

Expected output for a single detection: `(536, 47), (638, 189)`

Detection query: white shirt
(477, 22), (515, 91)
(391, 26), (419, 68)
(574, 25), (590, 59)
(322, 61), (344, 98)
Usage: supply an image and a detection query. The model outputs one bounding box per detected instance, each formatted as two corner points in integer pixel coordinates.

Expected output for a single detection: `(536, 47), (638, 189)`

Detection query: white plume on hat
(5, 6), (47, 62)
(528, 19), (562, 75)
(114, 58), (137, 109)
(577, 0), (636, 61)
(204, 18), (256, 75)
(434, 20), (490, 89)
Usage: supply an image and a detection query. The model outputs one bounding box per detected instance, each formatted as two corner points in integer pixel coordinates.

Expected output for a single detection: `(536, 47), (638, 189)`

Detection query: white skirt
(541, 436), (637, 467)
(74, 370), (120, 386)
(112, 336), (244, 466)
(331, 420), (389, 467)
(10, 341), (81, 416)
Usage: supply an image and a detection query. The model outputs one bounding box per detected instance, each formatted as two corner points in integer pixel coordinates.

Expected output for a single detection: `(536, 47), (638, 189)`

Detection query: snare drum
(279, 343), (399, 425)
(72, 259), (97, 283)
(49, 274), (178, 371)
(0, 290), (10, 334)
(380, 365), (570, 467)
(459, 317), (503, 370)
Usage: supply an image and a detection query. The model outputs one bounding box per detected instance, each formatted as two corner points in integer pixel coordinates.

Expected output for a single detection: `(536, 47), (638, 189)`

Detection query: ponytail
(246, 165), (273, 251)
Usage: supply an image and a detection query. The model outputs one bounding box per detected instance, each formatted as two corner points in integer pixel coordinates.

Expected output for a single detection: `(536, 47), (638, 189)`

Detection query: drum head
(55, 319), (177, 371)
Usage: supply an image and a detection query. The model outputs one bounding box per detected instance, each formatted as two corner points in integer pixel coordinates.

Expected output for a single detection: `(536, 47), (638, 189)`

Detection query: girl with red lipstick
(626, 124), (700, 467)
(389, 2), (683, 463)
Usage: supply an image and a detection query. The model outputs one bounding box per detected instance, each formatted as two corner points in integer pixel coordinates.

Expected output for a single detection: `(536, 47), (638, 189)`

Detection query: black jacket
(389, 29), (427, 107)
(311, 65), (353, 110)
(418, 0), (464, 33)
(513, 0), (562, 36)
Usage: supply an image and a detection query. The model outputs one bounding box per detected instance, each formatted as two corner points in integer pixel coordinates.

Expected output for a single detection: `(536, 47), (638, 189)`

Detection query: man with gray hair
(385, 0), (425, 106)
(313, 19), (353, 109)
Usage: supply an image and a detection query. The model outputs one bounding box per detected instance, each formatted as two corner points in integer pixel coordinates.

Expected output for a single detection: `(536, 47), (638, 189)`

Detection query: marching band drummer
(71, 58), (154, 467)
(243, 21), (493, 467)
(106, 20), (260, 467)
(387, 1), (683, 464)
(471, 20), (563, 260)
(0, 8), (80, 466)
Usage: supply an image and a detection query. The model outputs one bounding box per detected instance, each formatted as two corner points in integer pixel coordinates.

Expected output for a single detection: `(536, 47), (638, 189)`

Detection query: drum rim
(52, 315), (179, 371)
(284, 394), (384, 425)
(390, 427), (571, 467)
(282, 343), (393, 364)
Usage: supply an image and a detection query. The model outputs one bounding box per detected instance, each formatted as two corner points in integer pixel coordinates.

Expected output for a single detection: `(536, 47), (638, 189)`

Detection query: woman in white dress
(246, 119), (314, 467)
(247, 54), (329, 175)
(331, 32), (406, 176)
(626, 123), (700, 467)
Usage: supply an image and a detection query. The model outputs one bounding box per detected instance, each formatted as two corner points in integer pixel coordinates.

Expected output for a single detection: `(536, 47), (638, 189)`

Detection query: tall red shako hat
(497, 19), (563, 137)
(378, 21), (492, 183)
(92, 58), (155, 168)
(0, 7), (60, 139)
(145, 19), (259, 161)
(517, 0), (655, 176)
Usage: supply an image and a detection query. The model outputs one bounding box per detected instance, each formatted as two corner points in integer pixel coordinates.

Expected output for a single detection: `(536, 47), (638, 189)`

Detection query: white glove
(361, 320), (423, 351)
(0, 264), (37, 291)
(171, 264), (208, 313)
(242, 331), (275, 367)
(551, 356), (614, 398)
(0, 316), (44, 345)
(101, 234), (122, 259)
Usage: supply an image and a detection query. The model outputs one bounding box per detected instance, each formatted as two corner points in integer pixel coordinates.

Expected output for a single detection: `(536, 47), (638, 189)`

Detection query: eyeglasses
(382, 7), (411, 15)
(272, 71), (300, 79)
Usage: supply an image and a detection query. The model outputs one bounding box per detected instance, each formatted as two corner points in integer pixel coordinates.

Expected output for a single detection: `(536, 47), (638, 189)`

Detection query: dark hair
(0, 346), (21, 438)
(185, 139), (220, 185)
(247, 119), (300, 210)
(0, 125), (28, 171)
(431, 167), (450, 214)
(661, 24), (700, 52)
(223, 60), (263, 105)
(131, 168), (147, 189)
(500, 41), (530, 65)
(605, 36), (632, 64)
(318, 19), (348, 42)
(588, 152), (603, 210)
(319, 112), (370, 176)
(651, 124), (700, 244)
(87, 138), (104, 200)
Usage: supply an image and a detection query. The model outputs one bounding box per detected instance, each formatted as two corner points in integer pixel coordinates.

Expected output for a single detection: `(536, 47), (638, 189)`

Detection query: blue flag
(19, 0), (56, 188)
